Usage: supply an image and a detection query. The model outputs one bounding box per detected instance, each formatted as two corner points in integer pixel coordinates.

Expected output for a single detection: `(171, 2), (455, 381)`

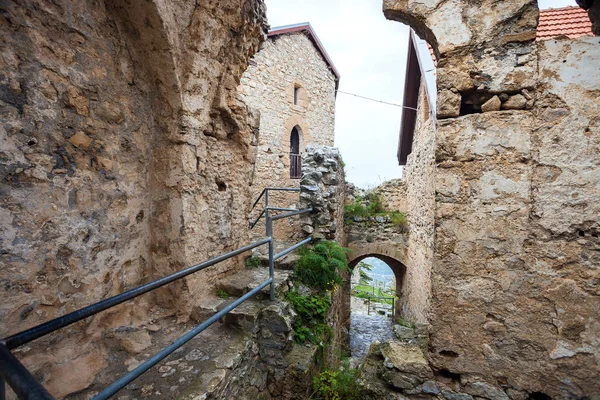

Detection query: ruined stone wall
(385, 1), (600, 397)
(298, 145), (348, 367)
(402, 83), (436, 325)
(0, 0), (266, 397)
(239, 32), (337, 240)
(299, 145), (346, 244)
(373, 178), (407, 213)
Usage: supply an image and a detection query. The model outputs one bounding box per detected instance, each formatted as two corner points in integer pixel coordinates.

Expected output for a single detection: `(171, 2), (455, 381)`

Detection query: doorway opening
(348, 256), (400, 359)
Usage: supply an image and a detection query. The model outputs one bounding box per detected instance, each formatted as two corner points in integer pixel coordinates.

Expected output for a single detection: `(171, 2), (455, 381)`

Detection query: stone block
(437, 90), (461, 119)
(380, 341), (433, 380)
(481, 96), (501, 113)
(501, 94), (527, 110)
(463, 382), (509, 400)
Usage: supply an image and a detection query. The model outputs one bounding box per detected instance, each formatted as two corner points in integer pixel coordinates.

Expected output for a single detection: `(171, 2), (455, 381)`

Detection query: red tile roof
(537, 6), (593, 40)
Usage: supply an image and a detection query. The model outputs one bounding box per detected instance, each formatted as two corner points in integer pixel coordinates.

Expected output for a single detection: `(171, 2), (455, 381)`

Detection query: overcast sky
(265, 0), (578, 188)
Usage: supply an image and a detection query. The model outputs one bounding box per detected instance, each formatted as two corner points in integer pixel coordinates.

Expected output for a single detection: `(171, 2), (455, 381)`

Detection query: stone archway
(348, 254), (407, 319)
(342, 241), (409, 331)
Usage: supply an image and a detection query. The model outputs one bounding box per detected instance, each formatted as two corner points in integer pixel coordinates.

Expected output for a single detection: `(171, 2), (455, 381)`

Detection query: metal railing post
(264, 189), (270, 236)
(264, 189), (276, 300)
(267, 212), (275, 301)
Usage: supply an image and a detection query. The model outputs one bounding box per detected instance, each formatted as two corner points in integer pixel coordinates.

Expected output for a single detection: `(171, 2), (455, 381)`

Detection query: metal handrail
(249, 206), (301, 229)
(1, 237), (271, 351)
(272, 208), (312, 221)
(249, 187), (303, 231)
(251, 187), (300, 212)
(0, 189), (314, 400)
(274, 237), (312, 260)
(250, 208), (266, 229)
(93, 278), (273, 400)
(366, 295), (396, 320)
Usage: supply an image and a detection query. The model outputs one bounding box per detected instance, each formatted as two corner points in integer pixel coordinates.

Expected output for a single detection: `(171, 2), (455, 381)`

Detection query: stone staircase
(93, 266), (309, 400)
(252, 240), (302, 270)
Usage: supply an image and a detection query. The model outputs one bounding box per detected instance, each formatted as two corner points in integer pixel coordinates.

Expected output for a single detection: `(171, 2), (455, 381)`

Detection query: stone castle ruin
(1, 0), (600, 399)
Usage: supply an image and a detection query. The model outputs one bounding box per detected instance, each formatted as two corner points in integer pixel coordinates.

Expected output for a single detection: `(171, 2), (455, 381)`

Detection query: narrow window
(290, 127), (301, 179)
(294, 86), (300, 105)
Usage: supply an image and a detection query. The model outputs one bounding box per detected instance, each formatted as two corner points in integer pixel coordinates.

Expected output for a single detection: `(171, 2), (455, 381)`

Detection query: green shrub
(344, 191), (408, 233)
(312, 361), (361, 400)
(389, 211), (408, 228)
(285, 290), (332, 344)
(366, 192), (384, 214)
(216, 289), (230, 300)
(245, 255), (261, 268)
(296, 241), (350, 291)
(344, 200), (367, 219)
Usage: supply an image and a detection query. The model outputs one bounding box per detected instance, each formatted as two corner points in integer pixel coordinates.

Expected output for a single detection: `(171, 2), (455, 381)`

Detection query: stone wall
(0, 0), (267, 397)
(385, 1), (600, 397)
(299, 145), (346, 244)
(373, 178), (407, 213)
(298, 145), (348, 368)
(402, 83), (436, 325)
(239, 31), (337, 240)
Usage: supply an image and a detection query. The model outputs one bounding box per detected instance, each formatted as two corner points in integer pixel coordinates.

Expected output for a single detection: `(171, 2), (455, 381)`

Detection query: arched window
(290, 127), (301, 179)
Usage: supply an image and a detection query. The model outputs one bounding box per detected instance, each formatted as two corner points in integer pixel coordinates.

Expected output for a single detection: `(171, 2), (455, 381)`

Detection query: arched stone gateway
(342, 239), (410, 330)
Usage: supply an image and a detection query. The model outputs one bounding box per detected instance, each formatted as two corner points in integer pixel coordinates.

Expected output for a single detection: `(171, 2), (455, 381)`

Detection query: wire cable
(336, 90), (418, 111)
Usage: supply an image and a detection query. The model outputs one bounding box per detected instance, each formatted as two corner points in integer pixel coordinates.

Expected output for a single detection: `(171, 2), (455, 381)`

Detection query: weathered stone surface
(501, 94), (527, 110)
(442, 391), (474, 400)
(0, 0), (268, 397)
(463, 382), (509, 400)
(422, 380), (440, 395)
(106, 327), (152, 355)
(481, 96), (501, 113)
(384, 2), (600, 399)
(437, 90), (461, 118)
(217, 267), (290, 299)
(380, 341), (433, 379)
(393, 325), (418, 342)
(299, 146), (346, 242)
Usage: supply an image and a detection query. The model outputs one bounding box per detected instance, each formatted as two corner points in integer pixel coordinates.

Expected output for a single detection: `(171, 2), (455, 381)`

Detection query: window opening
(290, 127), (301, 179)
(294, 86), (300, 105)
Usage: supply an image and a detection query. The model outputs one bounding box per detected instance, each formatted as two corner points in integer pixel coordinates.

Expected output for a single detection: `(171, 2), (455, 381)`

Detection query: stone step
(104, 300), (296, 399)
(252, 240), (304, 270)
(95, 317), (261, 400)
(216, 266), (290, 300)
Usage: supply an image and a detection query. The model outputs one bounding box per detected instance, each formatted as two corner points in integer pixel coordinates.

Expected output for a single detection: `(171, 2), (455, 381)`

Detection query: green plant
(356, 261), (373, 284)
(312, 361), (361, 400)
(216, 289), (230, 300)
(389, 211), (408, 228)
(344, 199), (367, 219)
(285, 290), (332, 344)
(296, 241), (350, 291)
(245, 255), (261, 269)
(366, 192), (384, 214)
